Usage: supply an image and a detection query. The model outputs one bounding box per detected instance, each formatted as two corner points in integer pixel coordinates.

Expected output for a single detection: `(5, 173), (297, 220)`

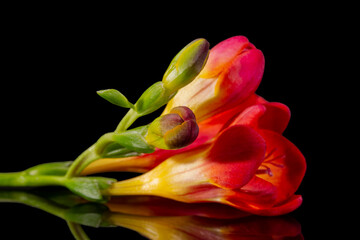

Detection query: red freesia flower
(107, 121), (305, 215)
(82, 36), (306, 216)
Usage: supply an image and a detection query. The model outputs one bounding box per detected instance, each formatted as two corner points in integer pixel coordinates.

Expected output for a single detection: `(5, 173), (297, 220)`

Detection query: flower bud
(145, 106), (199, 150)
(162, 39), (209, 92)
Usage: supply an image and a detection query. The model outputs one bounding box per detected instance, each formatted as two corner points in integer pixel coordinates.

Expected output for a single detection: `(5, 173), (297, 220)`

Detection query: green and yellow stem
(115, 108), (140, 133)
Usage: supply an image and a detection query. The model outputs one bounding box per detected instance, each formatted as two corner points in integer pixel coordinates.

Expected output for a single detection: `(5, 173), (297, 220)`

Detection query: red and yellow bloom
(83, 36), (306, 216)
(83, 36), (266, 174)
(107, 116), (305, 215)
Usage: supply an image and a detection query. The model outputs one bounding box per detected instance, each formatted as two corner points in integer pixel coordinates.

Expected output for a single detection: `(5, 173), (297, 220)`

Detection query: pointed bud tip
(162, 38), (210, 92)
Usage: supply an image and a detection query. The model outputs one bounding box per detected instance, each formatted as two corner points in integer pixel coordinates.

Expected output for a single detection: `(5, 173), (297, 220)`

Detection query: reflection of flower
(108, 213), (303, 240)
(107, 196), (250, 219)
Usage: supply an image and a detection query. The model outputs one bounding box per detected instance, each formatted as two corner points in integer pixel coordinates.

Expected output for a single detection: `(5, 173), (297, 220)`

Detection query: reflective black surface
(0, 189), (304, 239)
(1, 5), (340, 239)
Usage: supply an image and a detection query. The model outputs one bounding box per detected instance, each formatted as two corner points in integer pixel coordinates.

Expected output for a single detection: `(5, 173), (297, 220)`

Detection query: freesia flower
(82, 36), (266, 175)
(106, 124), (305, 216)
(82, 36), (306, 215)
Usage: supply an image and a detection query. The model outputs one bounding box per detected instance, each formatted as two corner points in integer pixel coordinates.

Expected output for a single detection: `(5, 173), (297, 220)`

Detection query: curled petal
(257, 103), (290, 134)
(256, 130), (306, 203)
(229, 102), (290, 134)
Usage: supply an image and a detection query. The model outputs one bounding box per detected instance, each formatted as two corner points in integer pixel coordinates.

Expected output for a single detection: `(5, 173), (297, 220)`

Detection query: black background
(0, 4), (349, 239)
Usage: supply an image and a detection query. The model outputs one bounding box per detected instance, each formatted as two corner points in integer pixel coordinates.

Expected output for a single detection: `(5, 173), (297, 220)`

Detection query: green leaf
(113, 125), (155, 153)
(64, 177), (115, 203)
(97, 89), (134, 108)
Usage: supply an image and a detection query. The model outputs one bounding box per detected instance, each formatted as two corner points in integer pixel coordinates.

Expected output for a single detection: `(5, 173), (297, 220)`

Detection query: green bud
(162, 38), (209, 92)
(134, 81), (168, 116)
(97, 89), (134, 109)
(145, 106), (199, 150)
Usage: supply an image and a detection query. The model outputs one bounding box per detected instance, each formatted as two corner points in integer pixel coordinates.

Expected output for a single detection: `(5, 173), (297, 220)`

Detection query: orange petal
(256, 130), (306, 204)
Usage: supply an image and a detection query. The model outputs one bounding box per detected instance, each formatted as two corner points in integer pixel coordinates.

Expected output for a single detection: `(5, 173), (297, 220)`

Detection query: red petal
(257, 102), (290, 134)
(229, 104), (267, 129)
(205, 125), (266, 189)
(225, 194), (303, 216)
(256, 130), (306, 204)
(200, 36), (252, 78)
(226, 176), (278, 208)
(251, 195), (303, 216)
(198, 94), (266, 141)
(215, 48), (265, 111)
(229, 102), (290, 134)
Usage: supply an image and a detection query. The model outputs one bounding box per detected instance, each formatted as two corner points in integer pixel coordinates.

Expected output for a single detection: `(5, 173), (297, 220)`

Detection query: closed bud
(162, 39), (209, 92)
(145, 106), (199, 150)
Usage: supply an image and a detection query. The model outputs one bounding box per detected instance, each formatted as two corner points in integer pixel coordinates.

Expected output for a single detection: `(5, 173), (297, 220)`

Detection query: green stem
(66, 100), (139, 178)
(65, 145), (99, 178)
(65, 132), (117, 178)
(115, 108), (140, 133)
(0, 172), (66, 187)
(94, 132), (115, 155)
